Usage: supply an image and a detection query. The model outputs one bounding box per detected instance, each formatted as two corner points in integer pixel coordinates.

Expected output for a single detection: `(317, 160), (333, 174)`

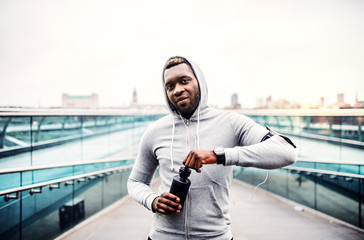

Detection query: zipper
(185, 119), (191, 152)
(185, 193), (189, 240)
(177, 116), (191, 239)
(184, 118), (190, 240)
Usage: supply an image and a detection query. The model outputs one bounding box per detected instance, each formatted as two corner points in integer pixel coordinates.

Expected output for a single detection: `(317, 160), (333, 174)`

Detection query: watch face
(215, 147), (224, 154)
(214, 147), (225, 165)
(214, 148), (224, 157)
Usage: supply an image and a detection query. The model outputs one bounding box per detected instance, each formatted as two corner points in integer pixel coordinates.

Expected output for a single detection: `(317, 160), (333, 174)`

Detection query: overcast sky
(1, 0), (363, 108)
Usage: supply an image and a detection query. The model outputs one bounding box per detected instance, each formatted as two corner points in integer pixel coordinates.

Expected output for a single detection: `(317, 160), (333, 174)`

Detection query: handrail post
(50, 183), (61, 190)
(30, 187), (43, 195)
(5, 191), (20, 201)
(65, 180), (75, 186)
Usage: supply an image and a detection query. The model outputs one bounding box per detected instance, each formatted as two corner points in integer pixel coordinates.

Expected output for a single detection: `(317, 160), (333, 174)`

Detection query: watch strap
(214, 147), (226, 165)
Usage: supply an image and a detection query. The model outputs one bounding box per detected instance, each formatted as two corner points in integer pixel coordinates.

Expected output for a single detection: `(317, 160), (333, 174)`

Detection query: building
(131, 88), (138, 107)
(329, 93), (351, 109)
(231, 93), (241, 109)
(352, 92), (364, 108)
(62, 93), (99, 108)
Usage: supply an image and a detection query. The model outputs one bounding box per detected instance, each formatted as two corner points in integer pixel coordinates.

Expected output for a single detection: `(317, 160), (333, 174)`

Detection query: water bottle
(169, 166), (191, 209)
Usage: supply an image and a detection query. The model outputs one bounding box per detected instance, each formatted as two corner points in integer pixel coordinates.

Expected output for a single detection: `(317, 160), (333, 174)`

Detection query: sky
(0, 0), (364, 109)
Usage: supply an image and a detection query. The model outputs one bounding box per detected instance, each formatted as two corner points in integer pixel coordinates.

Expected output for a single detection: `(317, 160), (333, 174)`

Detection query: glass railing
(0, 110), (166, 240)
(234, 108), (364, 229)
(242, 109), (364, 143)
(1, 108), (363, 238)
(0, 159), (134, 240)
(0, 111), (166, 169)
(240, 109), (364, 172)
(234, 165), (364, 229)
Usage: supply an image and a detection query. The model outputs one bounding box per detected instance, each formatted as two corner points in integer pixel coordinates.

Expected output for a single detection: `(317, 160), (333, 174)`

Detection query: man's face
(164, 63), (200, 119)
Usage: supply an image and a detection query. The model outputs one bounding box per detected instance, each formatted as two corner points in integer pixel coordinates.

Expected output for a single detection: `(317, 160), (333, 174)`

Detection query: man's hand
(183, 150), (217, 173)
(152, 192), (182, 215)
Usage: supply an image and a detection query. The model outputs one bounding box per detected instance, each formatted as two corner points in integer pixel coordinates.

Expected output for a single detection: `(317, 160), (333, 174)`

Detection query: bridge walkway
(56, 179), (364, 240)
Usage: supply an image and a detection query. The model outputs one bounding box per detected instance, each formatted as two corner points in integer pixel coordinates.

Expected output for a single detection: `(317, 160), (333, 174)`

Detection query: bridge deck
(56, 179), (364, 240)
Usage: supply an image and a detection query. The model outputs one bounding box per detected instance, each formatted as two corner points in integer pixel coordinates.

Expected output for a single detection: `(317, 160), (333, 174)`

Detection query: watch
(213, 147), (226, 165)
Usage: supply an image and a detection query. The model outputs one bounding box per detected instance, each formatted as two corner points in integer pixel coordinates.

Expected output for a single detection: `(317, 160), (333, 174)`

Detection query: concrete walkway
(56, 180), (364, 240)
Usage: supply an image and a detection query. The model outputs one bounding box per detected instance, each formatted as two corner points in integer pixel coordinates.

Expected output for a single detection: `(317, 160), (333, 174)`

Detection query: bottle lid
(179, 166), (191, 179)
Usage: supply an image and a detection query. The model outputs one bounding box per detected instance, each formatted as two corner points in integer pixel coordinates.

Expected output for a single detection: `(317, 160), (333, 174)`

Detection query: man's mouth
(176, 97), (188, 104)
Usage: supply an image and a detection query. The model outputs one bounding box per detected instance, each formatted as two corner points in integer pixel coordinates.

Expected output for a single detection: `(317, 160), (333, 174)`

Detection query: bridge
(0, 108), (363, 239)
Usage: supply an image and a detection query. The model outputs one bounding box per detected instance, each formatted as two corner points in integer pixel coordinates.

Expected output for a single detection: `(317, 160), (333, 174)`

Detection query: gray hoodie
(127, 57), (297, 240)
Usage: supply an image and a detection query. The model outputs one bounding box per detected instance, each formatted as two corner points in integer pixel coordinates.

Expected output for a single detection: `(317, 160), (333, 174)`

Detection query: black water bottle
(169, 166), (191, 209)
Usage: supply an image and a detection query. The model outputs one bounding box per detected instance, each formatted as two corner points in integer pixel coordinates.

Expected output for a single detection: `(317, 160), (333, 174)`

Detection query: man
(128, 56), (296, 240)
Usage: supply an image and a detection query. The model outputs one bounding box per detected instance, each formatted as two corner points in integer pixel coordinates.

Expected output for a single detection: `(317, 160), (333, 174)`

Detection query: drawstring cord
(196, 107), (200, 150)
(170, 107), (199, 171)
(170, 117), (175, 171)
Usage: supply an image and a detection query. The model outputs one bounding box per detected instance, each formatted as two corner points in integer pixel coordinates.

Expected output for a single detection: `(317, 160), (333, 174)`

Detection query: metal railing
(0, 108), (363, 238)
(0, 156), (135, 174)
(0, 111), (166, 158)
(0, 163), (134, 202)
(238, 108), (364, 149)
(0, 157), (135, 240)
(234, 161), (364, 229)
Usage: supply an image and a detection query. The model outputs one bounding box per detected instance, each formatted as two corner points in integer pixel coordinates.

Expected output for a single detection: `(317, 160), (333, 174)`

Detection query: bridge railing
(0, 108), (363, 238)
(234, 108), (364, 229)
(239, 108), (364, 147)
(234, 160), (364, 229)
(0, 109), (166, 240)
(0, 158), (136, 240)
(0, 110), (165, 168)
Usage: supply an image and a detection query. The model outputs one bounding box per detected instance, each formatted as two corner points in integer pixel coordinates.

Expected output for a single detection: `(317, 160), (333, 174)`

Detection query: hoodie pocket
(154, 210), (186, 236)
(188, 186), (227, 235)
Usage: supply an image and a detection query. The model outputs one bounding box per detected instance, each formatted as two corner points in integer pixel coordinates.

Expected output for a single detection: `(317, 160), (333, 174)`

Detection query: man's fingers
(156, 202), (180, 214)
(183, 150), (218, 172)
(183, 151), (204, 172)
(154, 193), (182, 215)
(194, 155), (202, 172)
(183, 153), (192, 168)
(161, 192), (180, 202)
(184, 152), (194, 168)
(191, 152), (201, 171)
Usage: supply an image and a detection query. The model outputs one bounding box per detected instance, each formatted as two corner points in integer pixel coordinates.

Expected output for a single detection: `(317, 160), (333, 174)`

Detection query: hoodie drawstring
(170, 116), (175, 171)
(196, 106), (200, 150)
(170, 106), (201, 171)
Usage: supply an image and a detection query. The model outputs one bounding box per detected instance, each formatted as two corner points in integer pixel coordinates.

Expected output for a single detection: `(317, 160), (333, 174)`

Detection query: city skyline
(14, 89), (363, 110)
(1, 0), (363, 109)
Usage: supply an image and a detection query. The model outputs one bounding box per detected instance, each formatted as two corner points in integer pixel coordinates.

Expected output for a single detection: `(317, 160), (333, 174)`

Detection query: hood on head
(162, 56), (208, 119)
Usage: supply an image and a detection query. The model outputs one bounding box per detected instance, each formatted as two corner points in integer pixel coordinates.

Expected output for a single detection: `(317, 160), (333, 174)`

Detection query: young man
(128, 56), (297, 240)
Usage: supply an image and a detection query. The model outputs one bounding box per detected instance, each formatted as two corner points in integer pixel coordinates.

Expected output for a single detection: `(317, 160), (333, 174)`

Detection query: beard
(177, 91), (200, 119)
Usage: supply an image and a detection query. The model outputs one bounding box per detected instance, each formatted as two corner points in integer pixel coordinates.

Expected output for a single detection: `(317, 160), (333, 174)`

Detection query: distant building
(354, 93), (364, 108)
(319, 97), (325, 107)
(231, 93), (241, 109)
(254, 97), (265, 109)
(337, 93), (344, 106)
(254, 95), (300, 109)
(329, 93), (351, 109)
(62, 93), (99, 108)
(131, 88), (138, 106)
(265, 95), (272, 109)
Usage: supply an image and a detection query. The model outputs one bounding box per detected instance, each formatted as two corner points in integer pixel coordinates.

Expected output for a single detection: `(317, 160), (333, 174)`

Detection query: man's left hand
(183, 150), (217, 173)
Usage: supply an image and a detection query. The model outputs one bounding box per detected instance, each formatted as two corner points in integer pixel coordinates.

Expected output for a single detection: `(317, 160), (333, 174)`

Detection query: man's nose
(173, 84), (184, 95)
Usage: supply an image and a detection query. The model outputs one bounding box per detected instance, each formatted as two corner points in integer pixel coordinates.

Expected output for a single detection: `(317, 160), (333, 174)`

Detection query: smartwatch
(213, 147), (226, 165)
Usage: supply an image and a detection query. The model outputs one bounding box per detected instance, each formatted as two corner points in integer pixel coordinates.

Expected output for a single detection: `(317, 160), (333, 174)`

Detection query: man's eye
(166, 85), (173, 90)
(181, 79), (188, 84)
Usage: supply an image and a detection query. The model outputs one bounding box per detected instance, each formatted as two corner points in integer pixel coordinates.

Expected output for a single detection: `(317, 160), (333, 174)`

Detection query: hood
(162, 57), (209, 120)
(161, 56), (209, 171)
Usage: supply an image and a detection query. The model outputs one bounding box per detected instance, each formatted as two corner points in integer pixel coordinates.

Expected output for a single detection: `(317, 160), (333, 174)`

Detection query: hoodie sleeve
(224, 113), (297, 169)
(127, 130), (159, 211)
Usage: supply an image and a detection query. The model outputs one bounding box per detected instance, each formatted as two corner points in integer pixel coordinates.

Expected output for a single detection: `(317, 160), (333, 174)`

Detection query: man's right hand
(152, 192), (182, 215)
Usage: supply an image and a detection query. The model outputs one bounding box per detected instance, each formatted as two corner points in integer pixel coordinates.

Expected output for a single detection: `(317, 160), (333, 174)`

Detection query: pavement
(56, 179), (364, 240)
